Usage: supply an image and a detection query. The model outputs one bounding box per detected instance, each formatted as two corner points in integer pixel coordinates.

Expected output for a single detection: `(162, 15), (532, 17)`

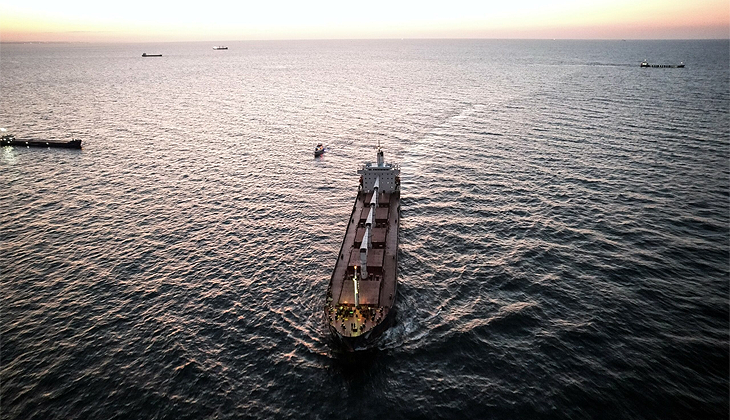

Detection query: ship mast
(377, 140), (384, 166)
(359, 176), (379, 281)
(352, 270), (360, 307)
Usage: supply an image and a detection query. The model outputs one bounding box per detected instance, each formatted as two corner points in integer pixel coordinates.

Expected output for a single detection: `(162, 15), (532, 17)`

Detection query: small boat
(314, 143), (326, 157)
(641, 60), (684, 68)
(213, 46), (228, 50)
(142, 53), (162, 57)
(1, 134), (82, 149)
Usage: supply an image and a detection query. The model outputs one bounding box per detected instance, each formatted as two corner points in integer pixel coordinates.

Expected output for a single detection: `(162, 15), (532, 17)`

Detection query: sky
(0, 0), (728, 42)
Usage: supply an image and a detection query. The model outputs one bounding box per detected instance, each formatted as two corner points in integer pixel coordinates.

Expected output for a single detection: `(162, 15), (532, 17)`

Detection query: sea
(1, 39), (728, 420)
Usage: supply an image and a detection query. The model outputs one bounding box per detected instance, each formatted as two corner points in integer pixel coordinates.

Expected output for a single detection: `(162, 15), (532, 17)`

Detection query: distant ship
(325, 143), (401, 351)
(213, 46), (228, 50)
(142, 53), (162, 57)
(1, 134), (81, 149)
(641, 60), (684, 68)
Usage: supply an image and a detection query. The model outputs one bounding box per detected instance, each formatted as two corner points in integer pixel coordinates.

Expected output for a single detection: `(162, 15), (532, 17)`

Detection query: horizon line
(2, 37), (729, 44)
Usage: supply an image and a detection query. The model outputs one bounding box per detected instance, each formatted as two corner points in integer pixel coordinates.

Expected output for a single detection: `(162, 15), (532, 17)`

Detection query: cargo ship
(325, 143), (400, 351)
(640, 60), (684, 68)
(1, 134), (81, 149)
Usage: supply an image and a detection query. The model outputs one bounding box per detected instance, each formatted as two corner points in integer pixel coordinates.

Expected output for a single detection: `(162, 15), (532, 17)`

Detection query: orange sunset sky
(1, 0), (728, 42)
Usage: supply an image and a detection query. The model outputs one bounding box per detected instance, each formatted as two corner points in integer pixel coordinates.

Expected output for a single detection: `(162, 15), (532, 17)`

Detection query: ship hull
(325, 187), (400, 352)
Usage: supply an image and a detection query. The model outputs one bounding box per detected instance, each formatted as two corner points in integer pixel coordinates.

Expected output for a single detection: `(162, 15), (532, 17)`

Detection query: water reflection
(1, 146), (16, 165)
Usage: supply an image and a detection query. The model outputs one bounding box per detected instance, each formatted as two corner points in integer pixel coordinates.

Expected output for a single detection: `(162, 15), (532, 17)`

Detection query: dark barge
(325, 143), (401, 351)
(1, 134), (82, 149)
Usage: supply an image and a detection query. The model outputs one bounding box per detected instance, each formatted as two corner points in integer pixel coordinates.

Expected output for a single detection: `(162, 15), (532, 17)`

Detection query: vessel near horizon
(324, 144), (401, 351)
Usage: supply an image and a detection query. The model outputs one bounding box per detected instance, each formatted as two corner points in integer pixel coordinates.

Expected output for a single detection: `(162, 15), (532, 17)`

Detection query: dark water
(1, 39), (728, 420)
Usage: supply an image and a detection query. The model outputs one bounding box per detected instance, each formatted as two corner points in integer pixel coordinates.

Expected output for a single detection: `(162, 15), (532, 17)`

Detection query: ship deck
(327, 189), (399, 339)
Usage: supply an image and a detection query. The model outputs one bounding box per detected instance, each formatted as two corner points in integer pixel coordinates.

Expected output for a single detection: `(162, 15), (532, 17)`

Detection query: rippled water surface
(1, 40), (728, 419)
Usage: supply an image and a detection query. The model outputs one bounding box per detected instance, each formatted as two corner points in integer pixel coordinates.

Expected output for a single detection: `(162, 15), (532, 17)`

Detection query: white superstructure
(358, 144), (400, 194)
